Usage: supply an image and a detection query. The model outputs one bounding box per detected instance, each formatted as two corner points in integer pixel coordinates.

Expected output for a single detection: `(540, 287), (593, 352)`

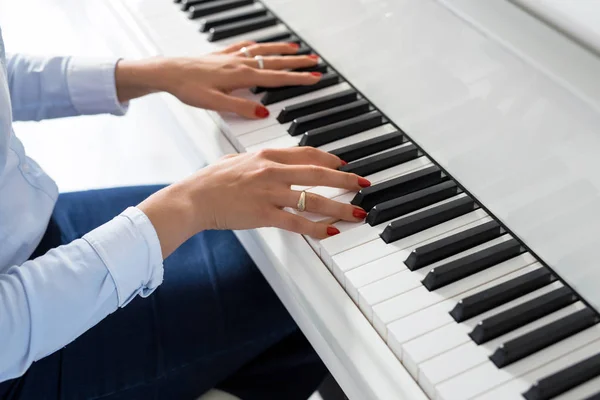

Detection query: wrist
(137, 183), (200, 258)
(115, 57), (168, 103)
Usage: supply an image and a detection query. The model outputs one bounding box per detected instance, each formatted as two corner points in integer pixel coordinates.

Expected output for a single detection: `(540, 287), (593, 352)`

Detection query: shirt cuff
(66, 57), (129, 116)
(82, 207), (164, 307)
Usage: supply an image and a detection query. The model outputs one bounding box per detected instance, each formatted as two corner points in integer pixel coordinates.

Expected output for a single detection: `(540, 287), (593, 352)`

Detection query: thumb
(206, 91), (270, 120)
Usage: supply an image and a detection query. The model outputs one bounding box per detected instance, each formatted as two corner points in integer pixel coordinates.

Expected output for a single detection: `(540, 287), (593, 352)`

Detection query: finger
(238, 55), (318, 71)
(206, 90), (270, 119)
(243, 42), (301, 56)
(271, 210), (341, 239)
(218, 41), (256, 54)
(278, 165), (371, 190)
(256, 147), (345, 170)
(233, 68), (322, 88)
(275, 190), (367, 222)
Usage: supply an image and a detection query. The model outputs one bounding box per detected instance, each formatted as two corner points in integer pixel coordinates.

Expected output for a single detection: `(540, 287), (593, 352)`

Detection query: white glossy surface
(261, 0), (600, 313)
(513, 0), (600, 55)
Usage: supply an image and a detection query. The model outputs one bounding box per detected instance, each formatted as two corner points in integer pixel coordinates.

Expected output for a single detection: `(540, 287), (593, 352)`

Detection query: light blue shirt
(0, 26), (164, 381)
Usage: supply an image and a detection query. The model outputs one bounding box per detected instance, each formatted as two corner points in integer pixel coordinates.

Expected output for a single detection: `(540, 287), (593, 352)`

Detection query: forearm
(7, 54), (127, 121)
(0, 208), (163, 381)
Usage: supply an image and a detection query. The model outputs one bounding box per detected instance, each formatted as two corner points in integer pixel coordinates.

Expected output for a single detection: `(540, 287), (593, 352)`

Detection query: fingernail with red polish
(327, 226), (341, 236)
(358, 177), (371, 188)
(353, 208), (367, 219)
(255, 106), (270, 118)
(311, 72), (323, 78)
(340, 160), (348, 166)
(308, 54), (319, 60)
(289, 42), (300, 49)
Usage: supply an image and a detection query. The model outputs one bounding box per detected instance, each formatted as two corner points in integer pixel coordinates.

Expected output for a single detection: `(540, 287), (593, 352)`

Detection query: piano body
(99, 0), (600, 398)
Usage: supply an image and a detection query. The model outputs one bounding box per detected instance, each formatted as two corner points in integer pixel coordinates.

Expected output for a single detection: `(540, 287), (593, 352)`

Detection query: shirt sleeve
(6, 54), (128, 122)
(0, 207), (164, 382)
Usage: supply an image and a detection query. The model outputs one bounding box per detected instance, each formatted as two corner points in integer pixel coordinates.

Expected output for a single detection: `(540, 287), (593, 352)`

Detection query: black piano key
(277, 89), (356, 123)
(293, 62), (329, 74)
(251, 63), (329, 95)
(422, 238), (524, 291)
(351, 165), (446, 211)
(339, 144), (419, 177)
(381, 196), (477, 244)
(288, 99), (370, 136)
(490, 307), (600, 368)
(200, 8), (267, 32)
(586, 393), (600, 400)
(299, 110), (384, 147)
(261, 72), (340, 105)
(523, 353), (600, 400)
(189, 0), (254, 19)
(330, 131), (405, 162)
(208, 15), (278, 42)
(367, 180), (459, 226)
(450, 268), (556, 323)
(470, 286), (578, 345)
(254, 32), (293, 43)
(295, 45), (312, 56)
(181, 0), (219, 12)
(406, 220), (503, 271)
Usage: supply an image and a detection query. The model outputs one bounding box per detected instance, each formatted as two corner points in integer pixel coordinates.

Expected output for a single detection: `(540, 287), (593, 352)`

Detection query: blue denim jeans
(0, 186), (326, 400)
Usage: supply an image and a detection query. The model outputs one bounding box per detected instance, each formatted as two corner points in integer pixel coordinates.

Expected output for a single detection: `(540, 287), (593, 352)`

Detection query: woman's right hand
(138, 147), (370, 258)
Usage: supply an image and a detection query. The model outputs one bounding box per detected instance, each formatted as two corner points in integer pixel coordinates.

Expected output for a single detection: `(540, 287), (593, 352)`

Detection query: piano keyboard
(110, 0), (600, 399)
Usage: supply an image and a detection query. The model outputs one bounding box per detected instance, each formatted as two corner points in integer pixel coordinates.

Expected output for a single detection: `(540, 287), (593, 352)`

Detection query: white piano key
(317, 124), (398, 152)
(166, 4), (267, 37)
(422, 303), (583, 397)
(246, 134), (298, 152)
(304, 235), (321, 256)
(386, 263), (546, 359)
(472, 338), (600, 400)
(334, 220), (362, 234)
(217, 24), (291, 47)
(126, 0), (178, 18)
(240, 121), (407, 151)
(224, 83), (353, 137)
(334, 209), (488, 278)
(197, 3), (268, 25)
(342, 215), (492, 300)
(320, 183), (457, 267)
(370, 252), (536, 338)
(415, 287), (574, 397)
(306, 219), (360, 265)
(360, 234), (515, 322)
(402, 281), (564, 382)
(435, 323), (600, 400)
(237, 122), (293, 147)
(553, 375), (600, 400)
(309, 156), (432, 200)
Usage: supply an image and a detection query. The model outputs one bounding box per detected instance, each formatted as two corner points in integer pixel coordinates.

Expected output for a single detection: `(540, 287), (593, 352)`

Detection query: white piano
(100, 0), (600, 398)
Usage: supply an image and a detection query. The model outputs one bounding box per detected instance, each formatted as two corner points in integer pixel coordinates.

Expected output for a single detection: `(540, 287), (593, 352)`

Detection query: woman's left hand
(115, 41), (322, 119)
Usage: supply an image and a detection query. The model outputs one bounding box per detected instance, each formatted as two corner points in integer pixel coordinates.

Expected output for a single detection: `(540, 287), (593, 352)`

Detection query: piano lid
(513, 0), (600, 57)
(262, 0), (600, 311)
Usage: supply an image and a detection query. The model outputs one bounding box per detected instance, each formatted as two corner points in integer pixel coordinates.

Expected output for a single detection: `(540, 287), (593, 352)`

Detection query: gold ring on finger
(254, 55), (265, 70)
(296, 190), (307, 212)
(240, 46), (252, 58)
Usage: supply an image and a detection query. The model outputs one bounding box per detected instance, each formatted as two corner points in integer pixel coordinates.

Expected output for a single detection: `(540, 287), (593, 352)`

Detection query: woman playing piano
(0, 38), (368, 400)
